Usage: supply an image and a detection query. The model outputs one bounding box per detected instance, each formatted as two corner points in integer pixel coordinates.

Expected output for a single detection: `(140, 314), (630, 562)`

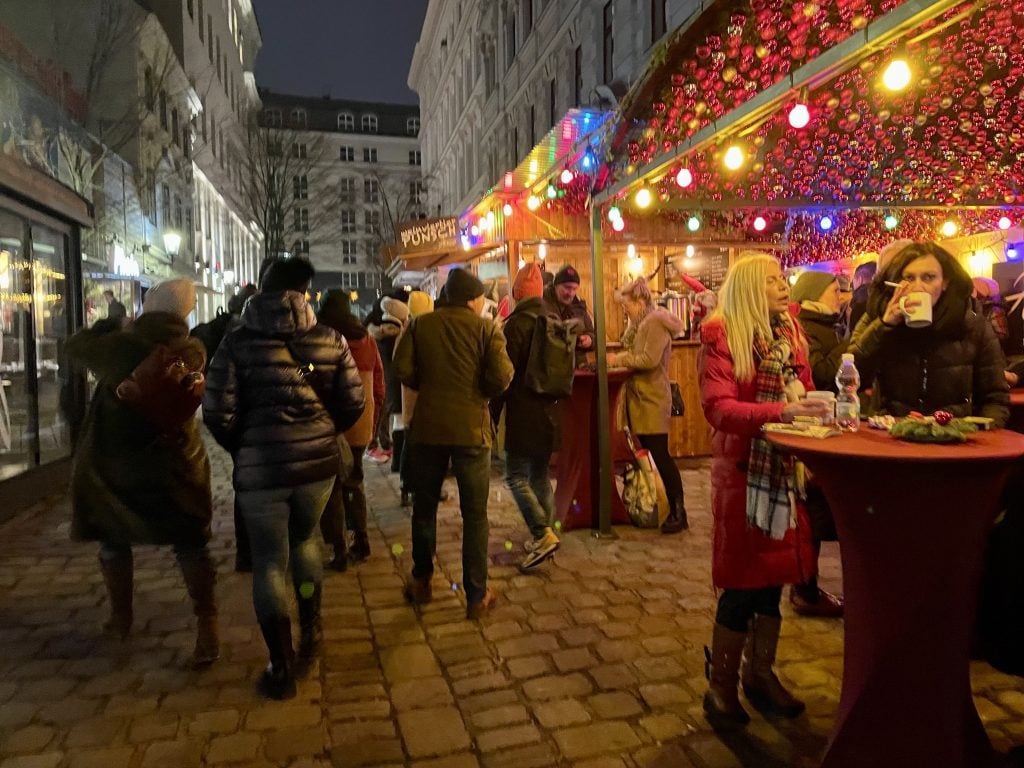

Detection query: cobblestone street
(1, 435), (1022, 768)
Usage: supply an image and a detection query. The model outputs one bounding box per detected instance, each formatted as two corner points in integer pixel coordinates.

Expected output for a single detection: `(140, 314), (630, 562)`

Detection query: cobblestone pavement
(1, 434), (1022, 768)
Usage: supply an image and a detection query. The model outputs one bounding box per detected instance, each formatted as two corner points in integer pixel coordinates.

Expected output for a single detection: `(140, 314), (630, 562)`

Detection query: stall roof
(390, 242), (498, 271)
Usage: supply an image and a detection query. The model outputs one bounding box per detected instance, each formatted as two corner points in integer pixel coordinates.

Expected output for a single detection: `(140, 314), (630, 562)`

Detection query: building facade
(409, 0), (698, 216)
(257, 91), (424, 303)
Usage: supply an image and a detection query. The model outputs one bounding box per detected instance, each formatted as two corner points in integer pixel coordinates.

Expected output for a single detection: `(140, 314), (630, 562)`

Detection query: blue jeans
(408, 444), (491, 603)
(235, 478), (334, 622)
(506, 451), (555, 540)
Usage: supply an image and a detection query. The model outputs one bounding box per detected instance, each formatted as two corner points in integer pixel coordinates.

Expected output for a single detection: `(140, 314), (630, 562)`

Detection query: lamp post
(162, 230), (182, 265)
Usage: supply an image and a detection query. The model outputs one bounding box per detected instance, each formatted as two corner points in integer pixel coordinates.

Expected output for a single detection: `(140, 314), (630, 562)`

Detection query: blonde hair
(617, 276), (653, 305)
(709, 251), (791, 383)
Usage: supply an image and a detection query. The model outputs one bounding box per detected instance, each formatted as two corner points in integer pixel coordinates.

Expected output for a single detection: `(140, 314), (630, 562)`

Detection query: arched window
(361, 113), (378, 132)
(290, 108), (307, 128)
(337, 112), (354, 131)
(407, 117), (421, 136)
(263, 108), (282, 127)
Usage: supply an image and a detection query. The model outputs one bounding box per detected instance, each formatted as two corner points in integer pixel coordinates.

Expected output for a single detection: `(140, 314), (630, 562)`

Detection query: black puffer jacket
(203, 291), (364, 492)
(492, 297), (560, 456)
(795, 303), (848, 393)
(849, 297), (1009, 426)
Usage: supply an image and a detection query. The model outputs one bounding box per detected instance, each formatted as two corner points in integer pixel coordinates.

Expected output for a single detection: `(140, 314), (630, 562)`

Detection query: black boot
(742, 614), (805, 718)
(703, 623), (751, 725)
(350, 532), (370, 563)
(99, 553), (133, 639)
(178, 553), (220, 668)
(661, 495), (689, 534)
(295, 582), (322, 674)
(258, 615), (296, 700)
(233, 499), (252, 572)
(391, 429), (405, 473)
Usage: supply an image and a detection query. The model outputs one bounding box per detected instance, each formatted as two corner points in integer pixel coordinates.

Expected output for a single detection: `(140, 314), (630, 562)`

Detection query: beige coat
(616, 307), (684, 435)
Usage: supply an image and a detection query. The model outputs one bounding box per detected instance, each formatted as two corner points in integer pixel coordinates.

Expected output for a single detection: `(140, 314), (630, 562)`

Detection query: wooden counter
(668, 342), (712, 457)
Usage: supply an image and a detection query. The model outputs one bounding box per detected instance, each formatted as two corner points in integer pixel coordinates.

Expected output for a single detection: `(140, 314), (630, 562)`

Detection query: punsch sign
(397, 217), (458, 254)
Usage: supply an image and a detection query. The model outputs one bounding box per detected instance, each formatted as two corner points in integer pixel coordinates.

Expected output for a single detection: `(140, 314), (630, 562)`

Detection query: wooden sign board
(396, 217), (459, 256)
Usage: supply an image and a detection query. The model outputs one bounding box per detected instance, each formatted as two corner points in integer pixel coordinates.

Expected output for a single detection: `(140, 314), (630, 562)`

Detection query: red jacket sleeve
(699, 325), (786, 438)
(370, 337), (385, 424)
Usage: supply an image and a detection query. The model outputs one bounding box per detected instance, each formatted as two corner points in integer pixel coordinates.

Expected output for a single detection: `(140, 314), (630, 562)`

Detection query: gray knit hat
(790, 270), (837, 304)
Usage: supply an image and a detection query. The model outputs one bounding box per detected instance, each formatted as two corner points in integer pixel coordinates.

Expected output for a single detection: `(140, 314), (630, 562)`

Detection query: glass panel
(32, 224), (72, 466)
(0, 209), (31, 480)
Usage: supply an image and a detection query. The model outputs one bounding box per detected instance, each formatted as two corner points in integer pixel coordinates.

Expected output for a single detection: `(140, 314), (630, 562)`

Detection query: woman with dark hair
(849, 241), (1008, 425)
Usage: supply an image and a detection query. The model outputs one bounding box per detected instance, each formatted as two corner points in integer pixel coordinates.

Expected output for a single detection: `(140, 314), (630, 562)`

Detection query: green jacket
(795, 303), (848, 393)
(393, 305), (514, 447)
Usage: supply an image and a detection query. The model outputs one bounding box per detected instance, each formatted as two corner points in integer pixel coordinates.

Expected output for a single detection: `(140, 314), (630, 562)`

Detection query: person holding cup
(848, 241), (1008, 425)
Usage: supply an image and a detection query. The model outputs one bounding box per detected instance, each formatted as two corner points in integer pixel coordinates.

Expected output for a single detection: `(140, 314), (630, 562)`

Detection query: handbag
(670, 382), (685, 417)
(621, 427), (669, 528)
(114, 344), (204, 435)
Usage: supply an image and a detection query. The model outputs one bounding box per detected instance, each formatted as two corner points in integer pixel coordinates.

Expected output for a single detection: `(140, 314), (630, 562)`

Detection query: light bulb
(941, 220), (958, 238)
(883, 59), (912, 91)
(612, 217), (626, 232)
(753, 216), (767, 232)
(687, 216), (701, 232)
(470, 225), (480, 237)
(527, 195), (542, 211)
(884, 214), (899, 230)
(634, 188), (653, 209)
(607, 206), (622, 222)
(788, 103), (810, 129)
(998, 216), (1012, 230)
(685, 244), (695, 257)
(723, 145), (745, 170)
(503, 203), (513, 217)
(675, 168), (693, 188)
(546, 184), (557, 199)
(627, 244), (636, 259)
(560, 169), (574, 184)
(538, 243), (547, 260)
(819, 215), (833, 231)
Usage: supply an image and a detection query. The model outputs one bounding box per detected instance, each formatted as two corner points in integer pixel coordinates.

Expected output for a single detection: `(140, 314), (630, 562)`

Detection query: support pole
(589, 204), (614, 538)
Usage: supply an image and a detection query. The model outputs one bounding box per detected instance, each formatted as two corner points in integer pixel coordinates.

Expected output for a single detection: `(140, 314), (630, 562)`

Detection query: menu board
(666, 249), (730, 293)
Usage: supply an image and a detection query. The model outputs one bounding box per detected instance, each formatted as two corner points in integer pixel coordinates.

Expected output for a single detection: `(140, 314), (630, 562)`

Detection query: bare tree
(365, 169), (432, 278)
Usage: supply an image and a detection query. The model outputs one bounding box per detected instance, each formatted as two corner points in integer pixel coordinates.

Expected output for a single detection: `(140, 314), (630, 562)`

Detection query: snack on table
(763, 422), (842, 439)
(889, 415), (978, 444)
(867, 415), (896, 431)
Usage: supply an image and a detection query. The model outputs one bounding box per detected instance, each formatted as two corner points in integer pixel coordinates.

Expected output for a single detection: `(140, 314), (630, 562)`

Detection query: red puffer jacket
(698, 317), (816, 590)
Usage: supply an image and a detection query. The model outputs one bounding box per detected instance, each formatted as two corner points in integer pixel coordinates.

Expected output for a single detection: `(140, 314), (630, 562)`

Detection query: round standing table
(767, 427), (1024, 768)
(1007, 388), (1024, 432)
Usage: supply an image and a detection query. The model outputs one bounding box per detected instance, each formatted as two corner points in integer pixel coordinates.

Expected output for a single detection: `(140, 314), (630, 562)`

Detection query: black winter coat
(796, 304), (849, 393)
(203, 291), (364, 492)
(68, 312), (212, 547)
(493, 298), (561, 456)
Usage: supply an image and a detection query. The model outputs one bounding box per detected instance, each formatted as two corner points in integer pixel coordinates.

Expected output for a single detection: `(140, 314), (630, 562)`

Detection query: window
(409, 181), (425, 204)
(361, 114), (378, 132)
(574, 46), (583, 106)
(523, 0), (533, 38)
(211, 121), (216, 156)
(208, 17), (213, 61)
(363, 147), (378, 163)
(505, 11), (517, 69)
(364, 178), (380, 203)
(340, 209), (357, 233)
(183, 126), (191, 158)
(219, 127), (224, 167)
(290, 108), (307, 128)
(407, 117), (420, 136)
(549, 79), (556, 127)
(339, 178), (356, 203)
(171, 108), (180, 145)
(409, 150), (422, 166)
(603, 1), (614, 85)
(264, 108), (281, 127)
(293, 175), (308, 199)
(291, 143), (307, 159)
(198, 0), (204, 38)
(159, 90), (168, 129)
(339, 145), (354, 162)
(187, 0), (194, 19)
(201, 102), (208, 140)
(340, 272), (358, 288)
(365, 210), (381, 234)
(529, 104), (536, 146)
(340, 240), (357, 264)
(293, 207), (309, 232)
(216, 37), (222, 81)
(337, 112), (354, 131)
(161, 184), (171, 226)
(292, 239), (309, 254)
(650, 0), (667, 43)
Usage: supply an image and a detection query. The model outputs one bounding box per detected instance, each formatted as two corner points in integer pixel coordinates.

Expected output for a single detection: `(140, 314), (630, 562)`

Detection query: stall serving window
(0, 207), (74, 481)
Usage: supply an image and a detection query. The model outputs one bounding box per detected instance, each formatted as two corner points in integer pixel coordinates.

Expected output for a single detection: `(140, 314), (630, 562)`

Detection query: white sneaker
(520, 529), (559, 571)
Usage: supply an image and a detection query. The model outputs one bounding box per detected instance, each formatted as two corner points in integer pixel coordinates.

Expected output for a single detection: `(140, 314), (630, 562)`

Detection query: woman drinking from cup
(698, 253), (829, 725)
(849, 242), (1008, 425)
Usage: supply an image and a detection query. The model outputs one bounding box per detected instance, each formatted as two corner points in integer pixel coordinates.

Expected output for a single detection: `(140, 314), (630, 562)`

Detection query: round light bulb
(723, 145), (745, 170)
(675, 168), (693, 188)
(788, 103), (810, 129)
(634, 188), (653, 209)
(941, 220), (958, 238)
(884, 214), (899, 230)
(560, 169), (574, 184)
(687, 216), (701, 232)
(611, 217), (626, 232)
(753, 216), (767, 232)
(546, 184), (557, 199)
(607, 206), (622, 222)
(527, 195), (542, 211)
(503, 203), (514, 217)
(685, 244), (695, 258)
(998, 216), (1012, 230)
(819, 215), (833, 231)
(883, 59), (912, 91)
(470, 225), (480, 237)
(627, 244), (636, 258)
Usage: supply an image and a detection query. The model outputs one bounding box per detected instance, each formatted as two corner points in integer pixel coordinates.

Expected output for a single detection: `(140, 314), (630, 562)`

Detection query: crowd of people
(62, 241), (1020, 733)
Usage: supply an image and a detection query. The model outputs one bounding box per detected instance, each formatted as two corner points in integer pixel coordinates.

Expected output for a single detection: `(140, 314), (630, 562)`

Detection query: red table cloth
(767, 427), (1024, 768)
(553, 369), (633, 531)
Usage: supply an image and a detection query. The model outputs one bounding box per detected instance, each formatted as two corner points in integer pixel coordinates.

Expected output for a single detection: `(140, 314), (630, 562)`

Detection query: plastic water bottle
(835, 353), (861, 432)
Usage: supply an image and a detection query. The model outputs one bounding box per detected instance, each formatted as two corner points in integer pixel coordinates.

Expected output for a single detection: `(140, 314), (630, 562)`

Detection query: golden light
(527, 195), (542, 211)
(634, 188), (653, 209)
(502, 203), (513, 217)
(882, 59), (912, 91)
(940, 220), (958, 238)
(723, 145), (745, 171)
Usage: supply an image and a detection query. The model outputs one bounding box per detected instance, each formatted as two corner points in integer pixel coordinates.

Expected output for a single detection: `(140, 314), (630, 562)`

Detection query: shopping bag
(621, 428), (670, 528)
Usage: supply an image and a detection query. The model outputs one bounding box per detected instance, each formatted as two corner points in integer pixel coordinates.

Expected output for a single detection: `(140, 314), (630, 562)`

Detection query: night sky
(252, 0), (428, 106)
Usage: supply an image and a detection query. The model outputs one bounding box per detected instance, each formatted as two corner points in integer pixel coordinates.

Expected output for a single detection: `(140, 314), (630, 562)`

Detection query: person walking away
(203, 257), (364, 699)
(317, 289), (384, 568)
(192, 283), (259, 572)
(68, 278), (219, 669)
(608, 277), (688, 533)
(397, 290), (437, 507)
(102, 289), (127, 324)
(366, 291), (410, 465)
(394, 268), (514, 619)
(789, 270), (848, 618)
(698, 253), (830, 725)
(492, 263), (561, 570)
(543, 265), (595, 351)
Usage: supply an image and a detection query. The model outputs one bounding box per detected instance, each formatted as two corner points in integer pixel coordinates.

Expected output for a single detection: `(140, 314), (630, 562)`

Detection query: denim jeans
(235, 478), (334, 622)
(505, 451), (555, 540)
(408, 444), (491, 603)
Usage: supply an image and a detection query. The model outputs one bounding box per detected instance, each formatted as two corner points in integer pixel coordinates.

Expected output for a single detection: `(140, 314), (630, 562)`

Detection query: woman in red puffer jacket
(698, 253), (829, 727)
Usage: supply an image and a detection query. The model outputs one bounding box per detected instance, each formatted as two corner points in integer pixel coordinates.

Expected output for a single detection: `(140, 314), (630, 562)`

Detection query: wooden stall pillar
(590, 204), (614, 538)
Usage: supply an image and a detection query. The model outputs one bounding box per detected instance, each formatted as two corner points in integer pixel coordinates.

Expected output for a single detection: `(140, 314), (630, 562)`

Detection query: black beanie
(554, 265), (581, 286)
(261, 257), (315, 293)
(445, 268), (485, 304)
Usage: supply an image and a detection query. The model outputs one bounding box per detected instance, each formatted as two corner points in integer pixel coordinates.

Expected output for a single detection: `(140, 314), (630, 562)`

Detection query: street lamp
(162, 231), (182, 264)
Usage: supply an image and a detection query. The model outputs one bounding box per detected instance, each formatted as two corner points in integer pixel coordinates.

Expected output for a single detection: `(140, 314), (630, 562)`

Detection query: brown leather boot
(179, 555), (220, 668)
(703, 623), (751, 725)
(99, 553), (134, 639)
(741, 614), (805, 718)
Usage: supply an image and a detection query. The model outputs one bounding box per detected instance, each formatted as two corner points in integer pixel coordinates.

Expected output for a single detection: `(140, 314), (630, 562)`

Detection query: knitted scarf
(746, 317), (803, 540)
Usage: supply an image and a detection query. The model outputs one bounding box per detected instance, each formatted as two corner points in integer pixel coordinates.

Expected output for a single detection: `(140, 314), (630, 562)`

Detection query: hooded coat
(616, 307), (685, 435)
(698, 316), (816, 589)
(202, 291), (364, 492)
(68, 312), (212, 547)
(848, 261), (1009, 425)
(795, 303), (849, 393)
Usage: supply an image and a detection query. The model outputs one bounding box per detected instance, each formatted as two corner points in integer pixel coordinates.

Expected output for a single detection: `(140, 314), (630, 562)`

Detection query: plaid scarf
(746, 318), (802, 540)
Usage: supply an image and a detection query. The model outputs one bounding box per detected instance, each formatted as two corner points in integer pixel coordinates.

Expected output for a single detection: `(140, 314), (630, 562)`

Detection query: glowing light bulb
(546, 184), (557, 199)
(504, 172), (514, 190)
(634, 188), (653, 209)
(788, 273), (800, 286)
(883, 59), (912, 91)
(788, 103), (810, 129)
(687, 216), (701, 232)
(819, 215), (833, 231)
(753, 216), (767, 232)
(885, 214), (899, 230)
(607, 206), (622, 222)
(611, 217), (626, 232)
(581, 150), (595, 170)
(627, 244), (636, 259)
(470, 225), (480, 237)
(518, 257), (526, 269)
(538, 243), (547, 261)
(685, 244), (695, 258)
(1008, 247), (1019, 261)
(675, 168), (693, 188)
(723, 145), (745, 170)
(941, 220), (958, 238)
(560, 169), (574, 184)
(503, 203), (513, 217)
(998, 216), (1012, 230)
(527, 195), (542, 211)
